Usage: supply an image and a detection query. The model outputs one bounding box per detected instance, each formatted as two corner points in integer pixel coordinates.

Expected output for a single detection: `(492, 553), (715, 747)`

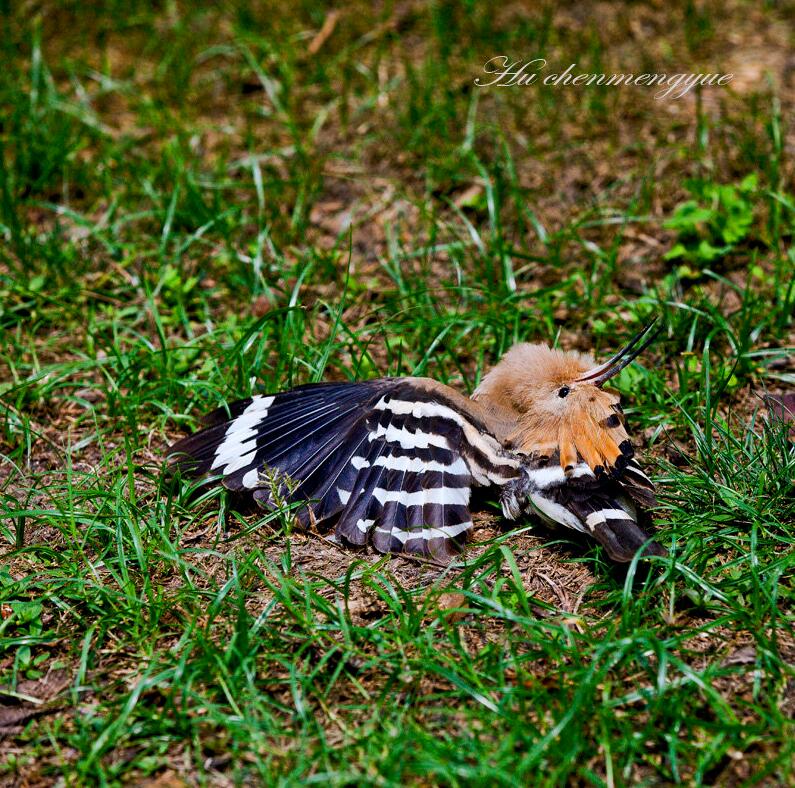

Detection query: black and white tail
(500, 454), (665, 562)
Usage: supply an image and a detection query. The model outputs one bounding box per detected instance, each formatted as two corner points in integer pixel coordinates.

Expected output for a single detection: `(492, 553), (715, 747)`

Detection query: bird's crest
(473, 320), (659, 477)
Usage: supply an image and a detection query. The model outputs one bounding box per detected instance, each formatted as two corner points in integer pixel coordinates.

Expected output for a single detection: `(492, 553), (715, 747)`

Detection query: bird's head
(473, 321), (659, 475)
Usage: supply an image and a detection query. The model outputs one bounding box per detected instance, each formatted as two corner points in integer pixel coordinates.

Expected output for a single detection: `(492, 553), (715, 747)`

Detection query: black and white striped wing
(500, 456), (665, 562)
(170, 379), (521, 560)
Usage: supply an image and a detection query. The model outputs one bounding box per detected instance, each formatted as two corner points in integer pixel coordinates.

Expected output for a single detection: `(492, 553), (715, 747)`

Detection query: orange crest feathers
(507, 383), (632, 475)
(474, 320), (659, 476)
(558, 390), (633, 475)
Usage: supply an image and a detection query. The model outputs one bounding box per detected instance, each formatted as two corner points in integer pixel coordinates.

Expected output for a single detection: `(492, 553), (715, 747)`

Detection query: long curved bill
(576, 318), (660, 387)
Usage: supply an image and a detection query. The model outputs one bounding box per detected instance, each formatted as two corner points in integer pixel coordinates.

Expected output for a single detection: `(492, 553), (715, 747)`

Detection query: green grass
(1, 1), (794, 784)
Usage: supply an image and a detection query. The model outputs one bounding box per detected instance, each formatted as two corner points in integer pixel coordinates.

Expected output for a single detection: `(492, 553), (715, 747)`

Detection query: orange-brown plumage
(472, 341), (639, 475)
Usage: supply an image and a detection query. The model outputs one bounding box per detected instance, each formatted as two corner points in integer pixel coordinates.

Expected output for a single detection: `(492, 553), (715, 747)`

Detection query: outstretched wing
(170, 378), (521, 560)
(500, 453), (664, 562)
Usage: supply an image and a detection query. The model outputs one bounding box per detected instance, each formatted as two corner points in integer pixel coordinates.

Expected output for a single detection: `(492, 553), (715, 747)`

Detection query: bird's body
(171, 324), (665, 562)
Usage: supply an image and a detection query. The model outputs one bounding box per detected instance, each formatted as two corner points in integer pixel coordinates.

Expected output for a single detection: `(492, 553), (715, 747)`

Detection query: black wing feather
(170, 378), (520, 558)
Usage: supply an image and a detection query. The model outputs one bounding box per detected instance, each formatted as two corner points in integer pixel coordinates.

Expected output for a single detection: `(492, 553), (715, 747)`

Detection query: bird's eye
(558, 385), (570, 398)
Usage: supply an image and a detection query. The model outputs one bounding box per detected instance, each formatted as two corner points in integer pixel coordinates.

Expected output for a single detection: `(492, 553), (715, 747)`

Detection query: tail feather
(587, 510), (667, 562)
(502, 456), (665, 562)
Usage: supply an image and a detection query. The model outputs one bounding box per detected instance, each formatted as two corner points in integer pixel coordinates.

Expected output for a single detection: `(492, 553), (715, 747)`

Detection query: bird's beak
(576, 318), (660, 387)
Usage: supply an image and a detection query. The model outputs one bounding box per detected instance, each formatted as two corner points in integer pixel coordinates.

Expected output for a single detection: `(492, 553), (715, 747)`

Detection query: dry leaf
(0, 670), (70, 737)
(137, 770), (190, 788)
(437, 592), (467, 622)
(251, 294), (272, 318)
(722, 646), (757, 666)
(0, 705), (50, 736)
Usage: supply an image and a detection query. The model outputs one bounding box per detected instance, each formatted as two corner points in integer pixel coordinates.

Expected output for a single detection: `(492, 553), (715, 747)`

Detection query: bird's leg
(500, 466), (533, 520)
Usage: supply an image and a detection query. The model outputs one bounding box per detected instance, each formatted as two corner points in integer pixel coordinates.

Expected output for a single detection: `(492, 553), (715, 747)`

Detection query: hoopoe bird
(170, 321), (666, 562)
